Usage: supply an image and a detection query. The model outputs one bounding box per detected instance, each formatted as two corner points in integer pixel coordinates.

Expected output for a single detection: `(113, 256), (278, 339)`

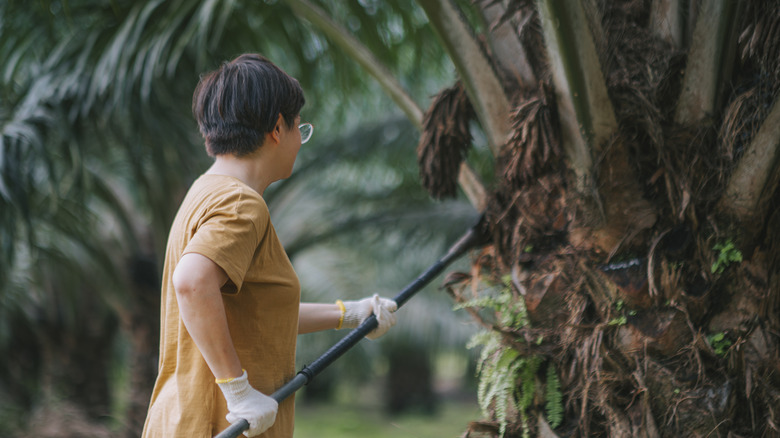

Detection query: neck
(206, 150), (276, 195)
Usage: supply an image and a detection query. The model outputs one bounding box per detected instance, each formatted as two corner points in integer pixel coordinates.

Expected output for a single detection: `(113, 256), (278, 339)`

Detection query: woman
(142, 53), (397, 438)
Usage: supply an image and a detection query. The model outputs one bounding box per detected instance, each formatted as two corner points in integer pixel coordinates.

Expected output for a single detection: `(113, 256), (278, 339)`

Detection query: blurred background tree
(0, 1), (483, 436)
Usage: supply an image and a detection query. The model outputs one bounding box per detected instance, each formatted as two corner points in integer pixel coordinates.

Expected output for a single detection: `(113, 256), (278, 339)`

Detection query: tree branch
(286, 0), (424, 129)
(478, 0), (537, 87)
(719, 97), (780, 222)
(416, 0), (512, 156)
(674, 0), (741, 125)
(650, 0), (686, 48)
(288, 0), (488, 211)
(535, 0), (618, 190)
(458, 162), (487, 212)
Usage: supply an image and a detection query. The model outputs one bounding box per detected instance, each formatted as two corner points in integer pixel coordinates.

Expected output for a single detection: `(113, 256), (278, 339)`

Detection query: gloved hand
(340, 294), (398, 339)
(217, 370), (278, 437)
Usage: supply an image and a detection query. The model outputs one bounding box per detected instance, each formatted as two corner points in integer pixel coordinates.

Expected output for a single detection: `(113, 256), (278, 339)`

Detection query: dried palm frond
(719, 87), (766, 161)
(417, 81), (474, 199)
(499, 82), (560, 189)
(602, 0), (679, 167)
(486, 172), (568, 271)
(739, 1), (780, 81)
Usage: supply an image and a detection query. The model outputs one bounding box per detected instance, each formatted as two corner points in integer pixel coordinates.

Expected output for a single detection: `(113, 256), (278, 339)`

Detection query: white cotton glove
(217, 370), (278, 437)
(341, 294), (398, 340)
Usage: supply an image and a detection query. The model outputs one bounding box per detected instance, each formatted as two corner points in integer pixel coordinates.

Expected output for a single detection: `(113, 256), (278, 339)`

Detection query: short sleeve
(183, 188), (267, 292)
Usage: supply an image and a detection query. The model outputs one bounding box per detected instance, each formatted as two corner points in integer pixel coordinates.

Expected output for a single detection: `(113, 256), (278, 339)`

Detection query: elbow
(171, 253), (227, 302)
(172, 265), (199, 301)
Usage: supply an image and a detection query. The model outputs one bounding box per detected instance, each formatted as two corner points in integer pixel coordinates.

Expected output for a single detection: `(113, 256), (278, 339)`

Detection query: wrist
(217, 369), (253, 406)
(335, 300), (346, 329)
(340, 299), (364, 329)
(215, 369), (246, 384)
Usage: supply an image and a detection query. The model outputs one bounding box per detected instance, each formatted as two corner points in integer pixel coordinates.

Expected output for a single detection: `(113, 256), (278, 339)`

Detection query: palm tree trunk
(384, 342), (437, 415)
(536, 0), (656, 254)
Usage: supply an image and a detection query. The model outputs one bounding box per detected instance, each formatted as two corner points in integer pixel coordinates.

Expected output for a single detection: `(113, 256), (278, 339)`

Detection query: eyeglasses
(299, 123), (313, 144)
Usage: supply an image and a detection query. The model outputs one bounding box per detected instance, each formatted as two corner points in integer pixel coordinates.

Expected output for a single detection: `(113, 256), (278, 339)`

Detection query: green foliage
(711, 241), (743, 274)
(518, 356), (541, 412)
(294, 398), (481, 438)
(0, 0), (463, 429)
(608, 300), (636, 326)
(462, 278), (561, 436)
(454, 275), (528, 329)
(707, 332), (733, 356)
(545, 365), (563, 429)
(471, 332), (521, 437)
(608, 315), (627, 326)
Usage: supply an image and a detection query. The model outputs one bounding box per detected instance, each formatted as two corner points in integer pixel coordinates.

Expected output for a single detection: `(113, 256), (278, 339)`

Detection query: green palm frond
(1, 0), (468, 431)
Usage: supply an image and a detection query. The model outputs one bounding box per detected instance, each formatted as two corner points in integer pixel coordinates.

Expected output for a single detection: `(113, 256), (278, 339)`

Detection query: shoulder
(192, 175), (268, 214)
(175, 175), (270, 242)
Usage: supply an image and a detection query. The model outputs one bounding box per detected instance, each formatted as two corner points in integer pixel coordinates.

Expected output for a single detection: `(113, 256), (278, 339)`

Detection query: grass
(294, 399), (482, 438)
(293, 350), (482, 437)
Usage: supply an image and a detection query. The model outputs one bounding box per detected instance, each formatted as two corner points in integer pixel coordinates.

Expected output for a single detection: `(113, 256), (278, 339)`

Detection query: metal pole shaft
(214, 218), (487, 438)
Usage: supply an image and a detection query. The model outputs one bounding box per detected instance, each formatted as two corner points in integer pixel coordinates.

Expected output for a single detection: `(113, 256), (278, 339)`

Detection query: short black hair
(192, 54), (305, 156)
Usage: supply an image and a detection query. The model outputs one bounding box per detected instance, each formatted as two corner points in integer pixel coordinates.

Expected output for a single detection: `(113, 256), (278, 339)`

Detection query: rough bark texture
(421, 0), (780, 436)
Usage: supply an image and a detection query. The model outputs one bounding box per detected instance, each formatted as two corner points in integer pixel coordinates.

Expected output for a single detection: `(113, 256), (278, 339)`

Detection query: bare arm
(298, 303), (342, 334)
(172, 252), (243, 380)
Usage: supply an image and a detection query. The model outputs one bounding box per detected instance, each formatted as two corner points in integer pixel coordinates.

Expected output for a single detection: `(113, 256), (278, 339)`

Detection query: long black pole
(214, 218), (488, 438)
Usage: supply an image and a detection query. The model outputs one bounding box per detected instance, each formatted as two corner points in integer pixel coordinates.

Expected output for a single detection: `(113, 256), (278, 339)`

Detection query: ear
(268, 114), (284, 144)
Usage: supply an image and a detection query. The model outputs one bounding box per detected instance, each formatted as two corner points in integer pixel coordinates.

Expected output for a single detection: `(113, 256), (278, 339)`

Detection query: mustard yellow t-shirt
(142, 174), (300, 438)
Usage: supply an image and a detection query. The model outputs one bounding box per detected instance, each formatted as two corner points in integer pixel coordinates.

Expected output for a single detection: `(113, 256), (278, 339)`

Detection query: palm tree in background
(1, 1), (474, 436)
(4, 0), (780, 437)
